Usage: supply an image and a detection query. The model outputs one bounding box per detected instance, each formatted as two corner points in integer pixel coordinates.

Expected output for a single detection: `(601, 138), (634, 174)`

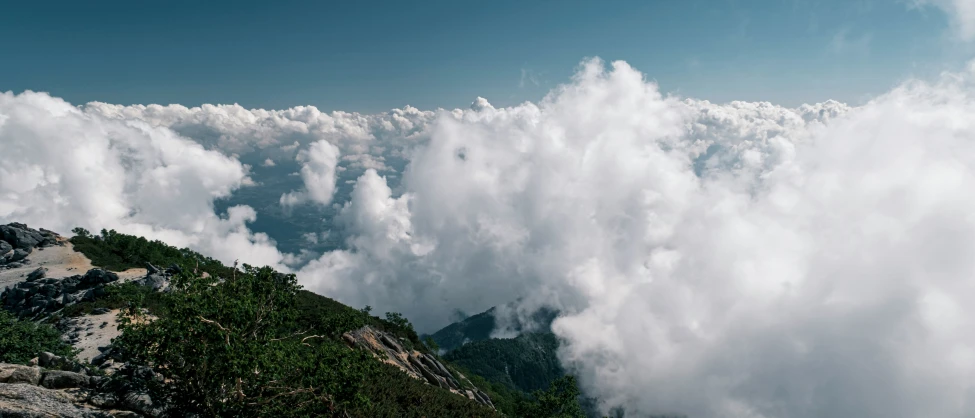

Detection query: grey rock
(6, 249), (29, 263)
(164, 264), (182, 275)
(134, 274), (168, 292)
(380, 334), (403, 352)
(40, 370), (90, 389)
(0, 382), (113, 418)
(38, 352), (61, 368)
(90, 353), (108, 367)
(122, 392), (160, 417)
(88, 393), (116, 408)
(145, 263), (160, 275)
(81, 269), (118, 285)
(25, 267), (47, 282)
(0, 240), (12, 256)
(0, 224), (44, 250)
(0, 364), (41, 385)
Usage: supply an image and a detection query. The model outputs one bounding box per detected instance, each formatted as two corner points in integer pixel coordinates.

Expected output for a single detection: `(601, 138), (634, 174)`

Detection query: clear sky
(1, 0), (970, 112)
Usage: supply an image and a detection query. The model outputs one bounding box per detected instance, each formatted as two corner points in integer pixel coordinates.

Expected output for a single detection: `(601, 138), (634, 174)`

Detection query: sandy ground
(1, 238), (148, 367)
(0, 241), (146, 292)
(63, 309), (123, 363)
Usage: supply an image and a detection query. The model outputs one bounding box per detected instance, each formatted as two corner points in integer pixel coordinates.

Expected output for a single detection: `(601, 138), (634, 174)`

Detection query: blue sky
(1, 0), (969, 112)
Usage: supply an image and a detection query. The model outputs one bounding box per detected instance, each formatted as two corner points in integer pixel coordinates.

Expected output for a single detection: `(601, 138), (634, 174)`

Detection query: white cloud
(0, 91), (291, 271)
(297, 58), (975, 417)
(7, 55), (975, 417)
(84, 101), (438, 172)
(913, 0), (975, 40)
(279, 140), (341, 208)
(262, 158), (276, 167)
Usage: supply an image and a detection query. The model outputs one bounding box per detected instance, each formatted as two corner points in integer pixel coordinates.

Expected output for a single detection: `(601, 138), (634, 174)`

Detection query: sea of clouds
(4, 6), (975, 413)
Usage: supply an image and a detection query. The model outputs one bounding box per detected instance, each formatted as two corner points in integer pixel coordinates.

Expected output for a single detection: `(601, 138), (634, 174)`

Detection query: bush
(115, 266), (381, 417)
(69, 228), (235, 278)
(0, 310), (77, 364)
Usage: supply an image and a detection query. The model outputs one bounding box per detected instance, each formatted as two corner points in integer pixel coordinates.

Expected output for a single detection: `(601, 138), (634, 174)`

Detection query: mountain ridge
(0, 223), (592, 417)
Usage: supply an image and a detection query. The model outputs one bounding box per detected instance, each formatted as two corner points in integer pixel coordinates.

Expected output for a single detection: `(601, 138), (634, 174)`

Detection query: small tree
(384, 312), (415, 334)
(423, 336), (440, 353)
(115, 265), (378, 417)
(518, 375), (587, 418)
(71, 227), (90, 238)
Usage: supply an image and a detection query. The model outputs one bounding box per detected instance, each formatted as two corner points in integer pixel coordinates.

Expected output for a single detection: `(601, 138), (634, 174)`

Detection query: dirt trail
(0, 240), (146, 291)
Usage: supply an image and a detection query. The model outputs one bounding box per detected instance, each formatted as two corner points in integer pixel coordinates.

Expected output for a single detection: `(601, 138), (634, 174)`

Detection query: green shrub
(69, 228), (235, 278)
(114, 266), (381, 417)
(0, 310), (77, 364)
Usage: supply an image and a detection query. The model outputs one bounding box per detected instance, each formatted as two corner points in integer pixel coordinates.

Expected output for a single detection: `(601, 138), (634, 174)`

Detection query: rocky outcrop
(343, 326), (495, 409)
(0, 223), (61, 270)
(0, 364), (42, 385)
(0, 383), (113, 418)
(0, 362), (164, 418)
(131, 263), (176, 292)
(0, 268), (119, 319)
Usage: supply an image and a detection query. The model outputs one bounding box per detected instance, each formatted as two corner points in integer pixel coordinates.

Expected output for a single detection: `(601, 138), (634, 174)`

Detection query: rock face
(0, 364), (42, 385)
(0, 383), (113, 418)
(0, 268), (119, 319)
(41, 370), (91, 390)
(0, 223), (60, 269)
(343, 326), (495, 409)
(131, 263), (174, 292)
(0, 363), (161, 417)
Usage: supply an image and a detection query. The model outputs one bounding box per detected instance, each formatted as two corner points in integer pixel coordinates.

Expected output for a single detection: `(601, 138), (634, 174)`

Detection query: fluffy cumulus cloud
(280, 139), (341, 208)
(83, 101), (437, 171)
(6, 55), (975, 417)
(0, 91), (290, 270)
(297, 59), (975, 417)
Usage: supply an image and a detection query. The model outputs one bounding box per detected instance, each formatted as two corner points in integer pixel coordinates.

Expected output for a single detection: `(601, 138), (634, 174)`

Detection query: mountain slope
(429, 304), (560, 352)
(2, 223), (594, 417)
(444, 332), (564, 393)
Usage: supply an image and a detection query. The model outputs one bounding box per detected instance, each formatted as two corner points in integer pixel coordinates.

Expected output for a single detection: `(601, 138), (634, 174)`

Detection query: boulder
(25, 267), (47, 282)
(145, 263), (160, 275)
(0, 364), (41, 385)
(87, 393), (116, 409)
(122, 391), (161, 417)
(0, 240), (11, 256)
(38, 352), (61, 368)
(164, 264), (182, 275)
(6, 248), (29, 263)
(81, 269), (118, 285)
(40, 370), (90, 389)
(0, 382), (113, 418)
(0, 224), (44, 250)
(135, 274), (168, 291)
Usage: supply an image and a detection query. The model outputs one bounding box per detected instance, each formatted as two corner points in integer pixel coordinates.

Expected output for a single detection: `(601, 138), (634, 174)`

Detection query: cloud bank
(5, 56), (975, 417)
(0, 91), (290, 270)
(297, 59), (975, 418)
